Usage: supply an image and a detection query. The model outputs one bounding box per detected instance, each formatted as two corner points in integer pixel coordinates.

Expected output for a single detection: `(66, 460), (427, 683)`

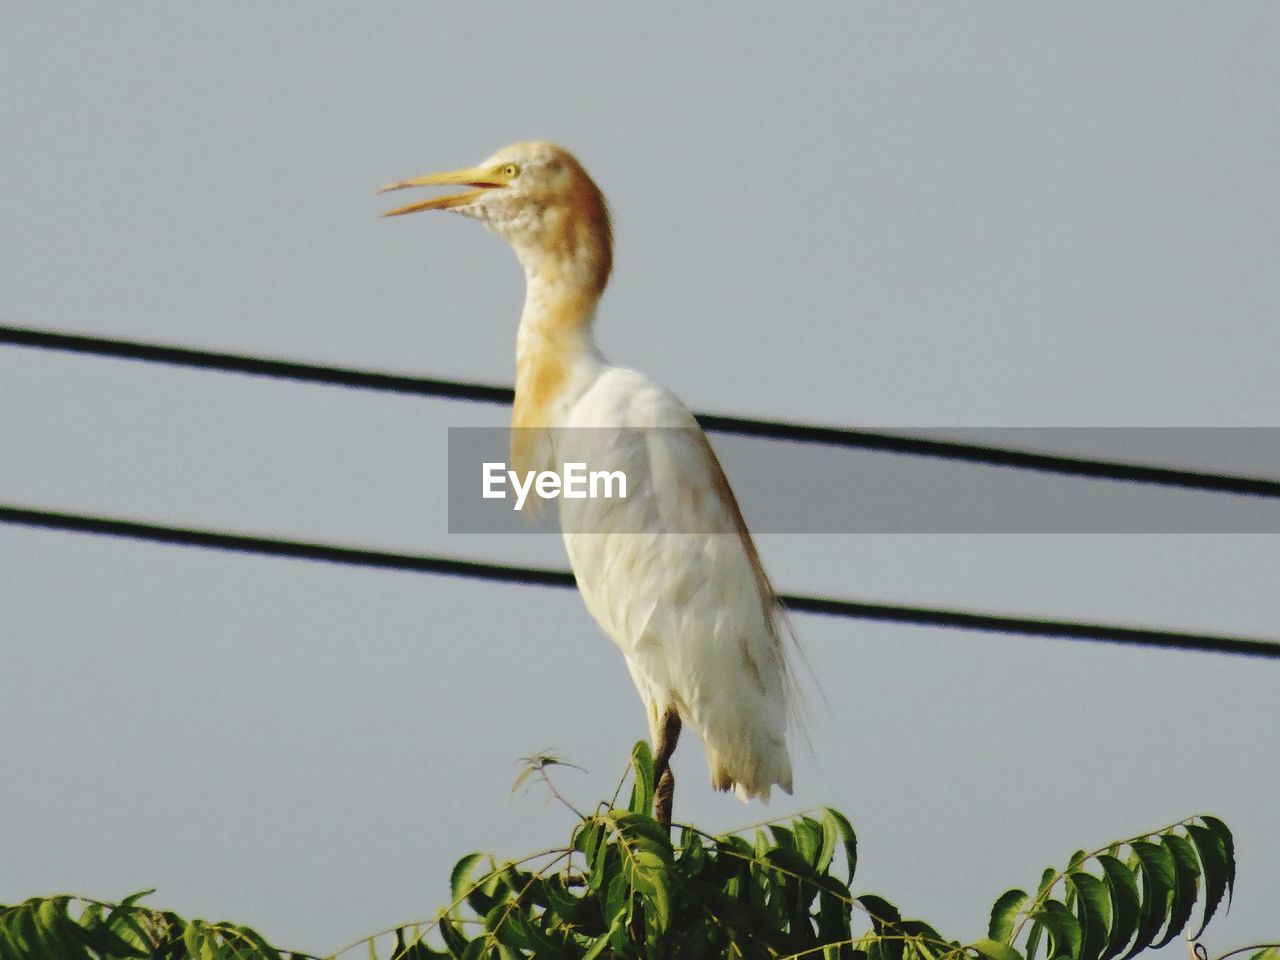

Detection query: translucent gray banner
(447, 427), (1280, 534)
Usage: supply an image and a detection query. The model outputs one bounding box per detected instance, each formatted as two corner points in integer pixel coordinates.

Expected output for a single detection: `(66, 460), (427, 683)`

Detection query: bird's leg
(652, 710), (682, 831)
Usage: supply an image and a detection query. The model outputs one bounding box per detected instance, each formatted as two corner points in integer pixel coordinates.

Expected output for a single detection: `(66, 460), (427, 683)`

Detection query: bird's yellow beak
(377, 165), (508, 217)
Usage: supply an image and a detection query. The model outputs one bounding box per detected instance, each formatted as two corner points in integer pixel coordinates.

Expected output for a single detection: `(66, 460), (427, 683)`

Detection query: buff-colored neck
(510, 266), (605, 473)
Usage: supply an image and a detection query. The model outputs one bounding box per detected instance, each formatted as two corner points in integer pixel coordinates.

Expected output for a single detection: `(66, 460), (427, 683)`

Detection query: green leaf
(1124, 841), (1174, 960)
(1184, 824), (1228, 938)
(103, 899), (154, 954)
(813, 874), (854, 955)
(824, 808), (859, 883)
(612, 810), (674, 855)
(764, 846), (817, 880)
(1036, 867), (1058, 897)
(227, 923), (282, 958)
(1192, 819), (1233, 916)
(116, 891), (156, 910)
(794, 816), (824, 868)
(449, 853), (487, 905)
(584, 912), (627, 960)
(543, 875), (593, 928)
(629, 741), (655, 816)
(971, 938), (1025, 960)
(1095, 854), (1140, 960)
(1029, 900), (1080, 960)
(15, 906), (41, 960)
(72, 909), (148, 959)
(485, 903), (533, 952)
(859, 895), (904, 960)
(491, 901), (552, 957)
(1024, 868), (1057, 960)
(815, 812), (839, 876)
(1024, 919), (1043, 960)
(33, 899), (89, 960)
(988, 889), (1027, 943)
(572, 820), (600, 858)
(769, 824), (797, 851)
(0, 909), (22, 960)
(581, 931), (612, 960)
(604, 871), (630, 932)
(647, 870), (672, 933)
(396, 931), (452, 960)
(1066, 872), (1110, 960)
(897, 925), (941, 960)
(437, 914), (469, 957)
(495, 863), (529, 898)
(627, 849), (668, 895)
(588, 833), (611, 892)
(1200, 816), (1235, 909)
(1152, 833), (1200, 949)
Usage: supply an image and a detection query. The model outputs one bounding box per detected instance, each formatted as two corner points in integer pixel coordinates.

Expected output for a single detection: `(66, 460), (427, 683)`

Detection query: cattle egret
(380, 142), (799, 825)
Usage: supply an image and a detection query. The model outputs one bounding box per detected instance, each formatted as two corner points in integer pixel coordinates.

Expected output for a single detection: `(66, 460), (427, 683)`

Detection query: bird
(379, 141), (799, 826)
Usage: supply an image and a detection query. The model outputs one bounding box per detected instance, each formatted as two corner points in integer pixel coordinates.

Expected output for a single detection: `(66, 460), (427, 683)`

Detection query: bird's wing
(558, 367), (796, 798)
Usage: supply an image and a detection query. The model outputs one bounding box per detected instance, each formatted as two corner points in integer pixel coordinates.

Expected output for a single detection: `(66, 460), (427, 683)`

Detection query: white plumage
(558, 369), (793, 800)
(380, 141), (797, 816)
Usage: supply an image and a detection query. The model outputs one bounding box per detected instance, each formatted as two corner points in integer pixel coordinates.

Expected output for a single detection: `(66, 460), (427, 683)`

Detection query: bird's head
(379, 141), (612, 297)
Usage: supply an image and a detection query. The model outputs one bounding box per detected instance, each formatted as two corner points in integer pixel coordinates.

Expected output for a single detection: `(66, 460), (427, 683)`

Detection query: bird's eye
(502, 163), (520, 178)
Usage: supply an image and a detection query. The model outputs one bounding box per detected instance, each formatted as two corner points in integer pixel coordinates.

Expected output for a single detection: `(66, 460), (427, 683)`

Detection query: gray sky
(1, 3), (1277, 956)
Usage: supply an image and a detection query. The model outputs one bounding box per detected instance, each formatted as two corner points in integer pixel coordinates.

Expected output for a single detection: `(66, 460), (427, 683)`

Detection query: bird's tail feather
(707, 745), (793, 803)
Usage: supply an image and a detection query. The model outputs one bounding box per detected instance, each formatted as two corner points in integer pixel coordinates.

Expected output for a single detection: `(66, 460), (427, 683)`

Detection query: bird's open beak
(377, 165), (507, 217)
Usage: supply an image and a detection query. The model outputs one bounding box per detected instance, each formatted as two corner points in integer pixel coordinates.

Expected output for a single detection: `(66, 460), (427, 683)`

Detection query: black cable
(4, 504), (1277, 660)
(697, 415), (1280, 498)
(0, 323), (514, 406)
(4, 323), (1279, 499)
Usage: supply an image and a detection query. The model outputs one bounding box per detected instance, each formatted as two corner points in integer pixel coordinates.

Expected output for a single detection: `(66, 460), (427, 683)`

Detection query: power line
(0, 323), (513, 406)
(4, 323), (1279, 499)
(3, 503), (1277, 660)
